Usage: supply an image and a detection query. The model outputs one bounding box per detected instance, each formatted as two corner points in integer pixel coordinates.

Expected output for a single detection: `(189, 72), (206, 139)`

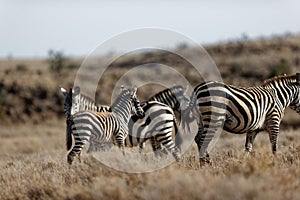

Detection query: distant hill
(1, 34), (300, 125)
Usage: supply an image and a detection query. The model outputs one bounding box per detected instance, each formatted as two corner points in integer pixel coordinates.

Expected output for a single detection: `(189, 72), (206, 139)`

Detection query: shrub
(229, 62), (243, 75)
(16, 64), (28, 72)
(47, 50), (67, 73)
(269, 58), (291, 77)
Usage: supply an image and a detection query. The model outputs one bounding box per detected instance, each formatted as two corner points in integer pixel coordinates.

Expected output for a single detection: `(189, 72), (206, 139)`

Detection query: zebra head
(131, 94), (145, 119)
(165, 85), (190, 111)
(149, 85), (190, 112)
(60, 86), (81, 116)
(290, 73), (300, 113)
(112, 87), (144, 120)
(127, 87), (144, 119)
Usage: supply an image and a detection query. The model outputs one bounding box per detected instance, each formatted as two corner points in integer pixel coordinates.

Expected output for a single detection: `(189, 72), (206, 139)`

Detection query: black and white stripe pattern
(61, 86), (188, 161)
(145, 85), (189, 150)
(61, 87), (111, 115)
(66, 88), (143, 164)
(148, 85), (189, 112)
(127, 101), (181, 160)
(183, 73), (300, 165)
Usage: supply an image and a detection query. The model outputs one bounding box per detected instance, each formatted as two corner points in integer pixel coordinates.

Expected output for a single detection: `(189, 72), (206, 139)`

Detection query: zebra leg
(88, 142), (96, 153)
(117, 141), (126, 155)
(266, 117), (280, 154)
(67, 151), (76, 165)
(194, 120), (216, 166)
(268, 130), (279, 154)
(150, 137), (168, 158)
(116, 140), (125, 155)
(115, 131), (126, 155)
(139, 142), (146, 153)
(121, 145), (125, 155)
(175, 129), (183, 151)
(67, 140), (85, 164)
(158, 135), (181, 161)
(78, 152), (81, 163)
(67, 150), (82, 164)
(245, 130), (259, 153)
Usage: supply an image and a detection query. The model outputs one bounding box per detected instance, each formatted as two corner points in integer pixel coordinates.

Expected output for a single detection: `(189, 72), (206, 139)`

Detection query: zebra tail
(181, 91), (197, 132)
(173, 114), (183, 150)
(66, 116), (73, 151)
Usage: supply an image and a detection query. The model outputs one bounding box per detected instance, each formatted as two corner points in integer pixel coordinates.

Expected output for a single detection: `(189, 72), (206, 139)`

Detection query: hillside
(1, 34), (300, 126)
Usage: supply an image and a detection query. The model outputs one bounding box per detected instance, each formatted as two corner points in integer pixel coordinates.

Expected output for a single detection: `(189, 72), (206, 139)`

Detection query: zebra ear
(60, 87), (68, 96)
(296, 73), (300, 84)
(120, 85), (125, 91)
(185, 85), (189, 93)
(74, 86), (80, 95)
(131, 87), (137, 96)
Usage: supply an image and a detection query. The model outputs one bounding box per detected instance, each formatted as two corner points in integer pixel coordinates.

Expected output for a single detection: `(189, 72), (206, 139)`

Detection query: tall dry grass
(1, 34), (300, 199)
(1, 119), (300, 200)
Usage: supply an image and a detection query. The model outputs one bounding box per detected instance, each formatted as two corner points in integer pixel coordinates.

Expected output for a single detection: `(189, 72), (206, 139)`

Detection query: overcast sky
(1, 0), (300, 58)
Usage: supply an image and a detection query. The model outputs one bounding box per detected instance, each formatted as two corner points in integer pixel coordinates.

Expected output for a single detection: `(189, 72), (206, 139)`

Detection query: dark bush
(269, 58), (291, 77)
(48, 50), (67, 73)
(229, 62), (243, 75)
(16, 64), (28, 71)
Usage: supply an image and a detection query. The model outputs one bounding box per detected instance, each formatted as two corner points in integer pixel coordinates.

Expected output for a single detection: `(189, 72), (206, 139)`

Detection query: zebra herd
(61, 73), (300, 166)
(61, 85), (189, 164)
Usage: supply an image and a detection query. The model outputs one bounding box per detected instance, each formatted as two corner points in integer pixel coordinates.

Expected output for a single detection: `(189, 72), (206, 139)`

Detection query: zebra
(61, 85), (189, 161)
(183, 73), (300, 165)
(61, 85), (189, 116)
(148, 85), (189, 113)
(138, 85), (190, 151)
(60, 87), (111, 115)
(65, 87), (144, 164)
(126, 101), (181, 160)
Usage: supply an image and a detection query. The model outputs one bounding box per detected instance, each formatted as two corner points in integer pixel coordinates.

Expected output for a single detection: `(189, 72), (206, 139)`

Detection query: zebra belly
(223, 116), (266, 134)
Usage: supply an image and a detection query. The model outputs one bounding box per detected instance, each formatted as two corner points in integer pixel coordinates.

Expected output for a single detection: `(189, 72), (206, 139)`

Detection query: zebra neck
(151, 95), (178, 111)
(79, 96), (97, 111)
(79, 96), (110, 112)
(112, 98), (131, 123)
(267, 81), (298, 109)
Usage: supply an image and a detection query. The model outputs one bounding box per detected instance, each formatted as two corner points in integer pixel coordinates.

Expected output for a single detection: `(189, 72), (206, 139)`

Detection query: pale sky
(1, 0), (300, 58)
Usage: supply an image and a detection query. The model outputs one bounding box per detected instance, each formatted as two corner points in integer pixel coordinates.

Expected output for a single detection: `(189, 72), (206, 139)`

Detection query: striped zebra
(61, 85), (188, 160)
(65, 87), (144, 164)
(60, 87), (111, 115)
(126, 101), (181, 160)
(148, 85), (189, 113)
(138, 85), (189, 151)
(183, 73), (300, 165)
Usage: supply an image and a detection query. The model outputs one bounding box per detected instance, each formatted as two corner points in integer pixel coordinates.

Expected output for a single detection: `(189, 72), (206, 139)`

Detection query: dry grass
(1, 120), (300, 200)
(1, 34), (300, 199)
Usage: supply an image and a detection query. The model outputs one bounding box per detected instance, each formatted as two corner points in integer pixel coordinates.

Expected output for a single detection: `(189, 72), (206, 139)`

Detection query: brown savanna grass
(1, 34), (300, 199)
(1, 120), (300, 200)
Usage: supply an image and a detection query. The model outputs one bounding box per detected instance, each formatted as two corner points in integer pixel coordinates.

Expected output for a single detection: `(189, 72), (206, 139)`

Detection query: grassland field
(1, 34), (300, 199)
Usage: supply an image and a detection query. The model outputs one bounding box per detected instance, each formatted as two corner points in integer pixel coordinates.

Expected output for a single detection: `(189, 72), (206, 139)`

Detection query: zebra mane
(111, 88), (135, 109)
(64, 88), (72, 116)
(263, 74), (300, 86)
(154, 85), (184, 96)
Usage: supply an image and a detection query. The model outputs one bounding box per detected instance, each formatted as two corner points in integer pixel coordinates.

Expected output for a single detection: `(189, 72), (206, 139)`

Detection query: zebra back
(61, 86), (111, 115)
(148, 85), (189, 111)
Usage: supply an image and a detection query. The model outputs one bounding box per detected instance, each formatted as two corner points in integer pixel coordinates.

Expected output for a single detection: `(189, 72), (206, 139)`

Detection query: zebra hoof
(199, 156), (211, 167)
(175, 156), (181, 162)
(67, 155), (74, 165)
(173, 152), (181, 162)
